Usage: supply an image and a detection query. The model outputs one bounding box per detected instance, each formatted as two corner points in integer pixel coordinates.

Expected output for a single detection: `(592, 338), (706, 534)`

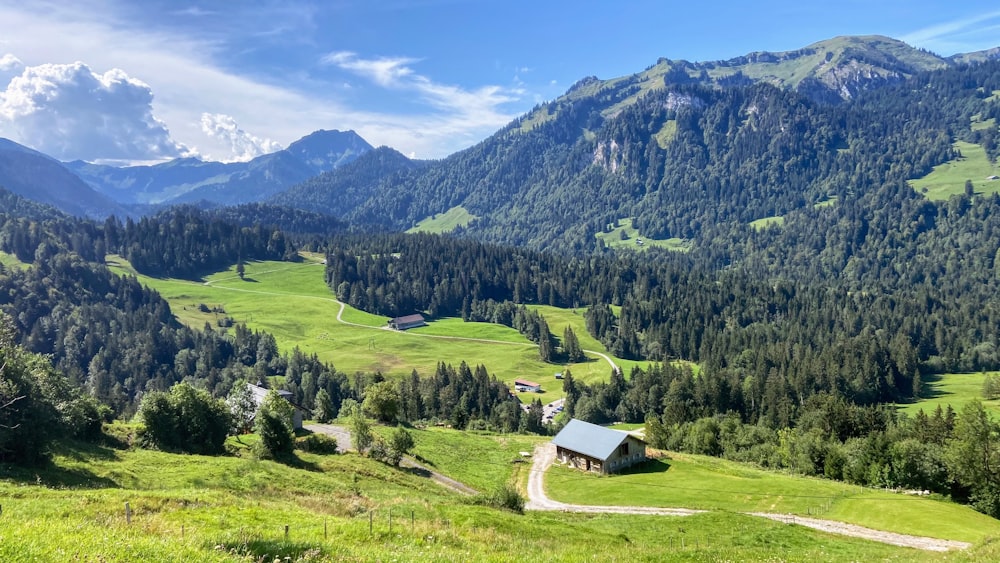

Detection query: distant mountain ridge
(0, 138), (130, 219)
(65, 129), (373, 206)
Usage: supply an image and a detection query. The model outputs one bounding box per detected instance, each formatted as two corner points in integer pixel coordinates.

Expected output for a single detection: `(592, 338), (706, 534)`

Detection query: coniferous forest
(4, 58), (1000, 517)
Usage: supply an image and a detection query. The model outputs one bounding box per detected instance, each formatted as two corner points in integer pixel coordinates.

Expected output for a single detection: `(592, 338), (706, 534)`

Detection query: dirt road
(525, 444), (971, 552)
(525, 443), (702, 516)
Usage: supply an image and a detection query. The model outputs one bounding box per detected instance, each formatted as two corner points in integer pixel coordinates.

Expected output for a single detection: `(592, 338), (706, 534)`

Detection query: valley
(2, 31), (1000, 562)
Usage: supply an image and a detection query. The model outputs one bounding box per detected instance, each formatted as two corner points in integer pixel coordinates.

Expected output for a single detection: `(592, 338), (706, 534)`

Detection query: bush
(137, 383), (232, 455)
(295, 433), (338, 454)
(254, 390), (295, 459)
(470, 483), (525, 513)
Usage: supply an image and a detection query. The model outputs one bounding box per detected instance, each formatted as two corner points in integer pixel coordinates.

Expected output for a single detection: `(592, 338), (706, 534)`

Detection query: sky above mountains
(0, 0), (998, 164)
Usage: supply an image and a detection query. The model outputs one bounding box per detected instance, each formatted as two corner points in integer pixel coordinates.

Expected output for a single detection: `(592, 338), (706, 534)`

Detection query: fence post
(284, 525), (289, 540)
(181, 525), (185, 540)
(125, 502), (132, 525)
(411, 510), (414, 532)
(388, 507), (392, 534)
(324, 518), (328, 539)
(369, 511), (373, 535)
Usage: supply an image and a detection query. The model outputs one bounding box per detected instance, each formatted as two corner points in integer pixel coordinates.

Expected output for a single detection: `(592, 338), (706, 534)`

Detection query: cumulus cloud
(0, 59), (190, 161)
(200, 113), (283, 162)
(0, 53), (23, 87)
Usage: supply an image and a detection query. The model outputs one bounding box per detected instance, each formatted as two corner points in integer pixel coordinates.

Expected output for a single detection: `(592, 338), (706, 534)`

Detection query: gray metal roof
(551, 418), (635, 461)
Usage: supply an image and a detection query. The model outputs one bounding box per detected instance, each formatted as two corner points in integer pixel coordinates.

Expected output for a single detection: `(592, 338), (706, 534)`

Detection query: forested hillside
(302, 60), (1000, 256)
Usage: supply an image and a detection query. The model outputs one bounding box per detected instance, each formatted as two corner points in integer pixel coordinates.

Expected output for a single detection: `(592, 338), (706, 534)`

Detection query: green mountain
(272, 36), (998, 255)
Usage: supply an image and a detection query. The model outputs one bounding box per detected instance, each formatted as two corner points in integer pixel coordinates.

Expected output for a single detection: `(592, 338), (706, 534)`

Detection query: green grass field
(105, 254), (652, 402)
(0, 250), (27, 270)
(908, 140), (1000, 200)
(596, 218), (690, 252)
(406, 206), (477, 234)
(545, 450), (1000, 544)
(897, 371), (1000, 417)
(749, 215), (785, 230)
(654, 119), (677, 148)
(5, 428), (991, 561)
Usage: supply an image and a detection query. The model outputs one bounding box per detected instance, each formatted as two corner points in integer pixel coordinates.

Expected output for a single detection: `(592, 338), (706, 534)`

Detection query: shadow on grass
(0, 442), (120, 489)
(400, 464), (432, 479)
(897, 373), (945, 405)
(274, 453), (322, 472)
(617, 458), (671, 476)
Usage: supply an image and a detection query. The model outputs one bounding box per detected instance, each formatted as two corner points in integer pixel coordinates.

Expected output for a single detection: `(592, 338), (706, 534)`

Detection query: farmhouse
(388, 314), (427, 330)
(248, 382), (307, 430)
(514, 378), (542, 392)
(551, 418), (646, 474)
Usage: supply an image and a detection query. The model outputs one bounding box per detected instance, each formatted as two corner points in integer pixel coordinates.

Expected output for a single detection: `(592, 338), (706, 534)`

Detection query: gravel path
(525, 444), (971, 552)
(525, 443), (702, 516)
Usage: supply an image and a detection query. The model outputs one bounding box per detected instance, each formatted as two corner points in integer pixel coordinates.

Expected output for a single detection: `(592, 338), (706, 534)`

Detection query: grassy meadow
(104, 254), (649, 402)
(406, 206), (477, 234)
(544, 450), (1000, 544)
(0, 250), (27, 270)
(908, 140), (1000, 200)
(595, 217), (690, 252)
(897, 371), (1000, 417)
(749, 215), (785, 230)
(4, 427), (992, 561)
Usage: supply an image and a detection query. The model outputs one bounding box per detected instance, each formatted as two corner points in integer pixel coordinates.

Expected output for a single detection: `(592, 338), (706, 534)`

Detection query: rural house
(551, 418), (646, 474)
(387, 314), (427, 330)
(514, 378), (542, 393)
(248, 382), (307, 430)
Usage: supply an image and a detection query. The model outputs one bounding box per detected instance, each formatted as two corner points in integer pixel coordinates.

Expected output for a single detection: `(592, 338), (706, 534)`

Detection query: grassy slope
(406, 206), (476, 234)
(106, 255), (651, 402)
(545, 451), (1000, 544)
(897, 371), (1000, 417)
(596, 218), (690, 252)
(2, 430), (981, 562)
(0, 250), (27, 270)
(908, 140), (1000, 200)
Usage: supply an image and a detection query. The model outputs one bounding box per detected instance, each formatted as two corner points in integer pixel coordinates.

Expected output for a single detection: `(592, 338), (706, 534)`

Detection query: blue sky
(0, 0), (998, 163)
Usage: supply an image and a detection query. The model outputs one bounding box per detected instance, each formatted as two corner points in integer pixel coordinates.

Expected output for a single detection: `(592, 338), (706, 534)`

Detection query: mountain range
(1, 35), (998, 235)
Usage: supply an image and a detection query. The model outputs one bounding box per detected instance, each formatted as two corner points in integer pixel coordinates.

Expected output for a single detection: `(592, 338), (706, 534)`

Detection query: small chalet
(388, 314), (427, 330)
(248, 382), (307, 430)
(514, 379), (542, 393)
(551, 418), (646, 474)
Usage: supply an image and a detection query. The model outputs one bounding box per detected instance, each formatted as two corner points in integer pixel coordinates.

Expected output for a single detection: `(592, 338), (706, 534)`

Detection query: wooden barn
(551, 418), (646, 474)
(387, 314), (427, 330)
(514, 378), (542, 393)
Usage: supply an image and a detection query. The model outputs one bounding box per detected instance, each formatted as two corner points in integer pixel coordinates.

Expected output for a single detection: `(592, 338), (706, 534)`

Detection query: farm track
(525, 443), (972, 553)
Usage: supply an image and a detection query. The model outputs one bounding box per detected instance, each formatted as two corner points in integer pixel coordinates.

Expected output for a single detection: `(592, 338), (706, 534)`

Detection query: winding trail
(526, 444), (971, 552)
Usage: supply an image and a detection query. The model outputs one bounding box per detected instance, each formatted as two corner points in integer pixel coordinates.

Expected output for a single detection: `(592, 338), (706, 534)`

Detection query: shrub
(295, 433), (338, 454)
(138, 383), (232, 455)
(470, 483), (525, 513)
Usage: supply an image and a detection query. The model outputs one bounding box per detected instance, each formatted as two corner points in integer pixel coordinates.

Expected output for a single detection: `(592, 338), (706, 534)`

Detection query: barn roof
(391, 314), (425, 324)
(551, 418), (640, 461)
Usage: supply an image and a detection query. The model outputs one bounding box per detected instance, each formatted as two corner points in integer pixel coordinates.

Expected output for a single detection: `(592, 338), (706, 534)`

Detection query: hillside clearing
(908, 140), (1000, 200)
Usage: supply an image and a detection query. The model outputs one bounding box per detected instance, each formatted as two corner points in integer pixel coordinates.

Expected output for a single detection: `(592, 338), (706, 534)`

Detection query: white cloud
(322, 51), (419, 87)
(0, 60), (190, 161)
(0, 53), (21, 71)
(901, 10), (1000, 54)
(322, 51), (522, 139)
(0, 1), (533, 161)
(200, 113), (282, 162)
